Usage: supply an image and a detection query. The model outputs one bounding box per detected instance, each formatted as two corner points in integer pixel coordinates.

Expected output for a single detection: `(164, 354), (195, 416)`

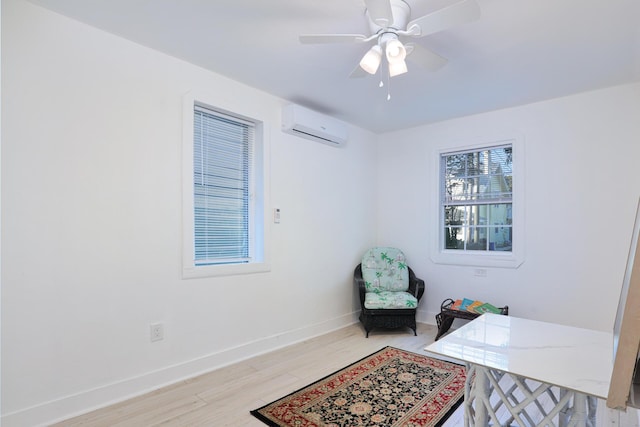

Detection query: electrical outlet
(150, 323), (164, 342)
(473, 268), (488, 277)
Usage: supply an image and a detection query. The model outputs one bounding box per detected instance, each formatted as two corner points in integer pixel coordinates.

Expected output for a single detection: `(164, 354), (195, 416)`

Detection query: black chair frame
(354, 263), (425, 338)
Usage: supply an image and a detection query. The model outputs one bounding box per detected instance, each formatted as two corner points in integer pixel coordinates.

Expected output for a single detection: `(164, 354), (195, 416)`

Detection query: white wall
(4, 0), (640, 424)
(0, 0), (378, 425)
(377, 82), (640, 331)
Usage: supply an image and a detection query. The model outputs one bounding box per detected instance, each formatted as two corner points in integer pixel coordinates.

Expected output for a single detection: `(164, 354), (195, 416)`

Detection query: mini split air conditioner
(281, 104), (348, 147)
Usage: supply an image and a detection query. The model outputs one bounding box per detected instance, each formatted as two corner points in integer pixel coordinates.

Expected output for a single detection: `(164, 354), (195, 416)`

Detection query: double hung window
(433, 139), (523, 268)
(183, 94), (268, 278)
(441, 145), (513, 252)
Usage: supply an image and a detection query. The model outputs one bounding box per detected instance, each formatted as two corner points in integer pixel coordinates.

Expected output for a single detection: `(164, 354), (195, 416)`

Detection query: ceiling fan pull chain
(386, 65), (391, 101)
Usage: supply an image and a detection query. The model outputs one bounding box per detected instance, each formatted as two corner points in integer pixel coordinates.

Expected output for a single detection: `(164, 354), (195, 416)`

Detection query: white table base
(464, 364), (597, 427)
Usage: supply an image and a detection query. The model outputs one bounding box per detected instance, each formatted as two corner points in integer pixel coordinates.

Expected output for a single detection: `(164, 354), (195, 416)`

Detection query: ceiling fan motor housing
(366, 0), (411, 34)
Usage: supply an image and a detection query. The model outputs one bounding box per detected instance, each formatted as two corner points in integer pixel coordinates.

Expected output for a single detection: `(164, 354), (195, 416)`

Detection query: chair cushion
(361, 247), (409, 293)
(364, 291), (418, 309)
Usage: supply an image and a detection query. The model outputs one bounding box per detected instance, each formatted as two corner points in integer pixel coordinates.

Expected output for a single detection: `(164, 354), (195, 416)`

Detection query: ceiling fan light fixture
(385, 38), (406, 64)
(359, 44), (383, 74)
(388, 59), (408, 77)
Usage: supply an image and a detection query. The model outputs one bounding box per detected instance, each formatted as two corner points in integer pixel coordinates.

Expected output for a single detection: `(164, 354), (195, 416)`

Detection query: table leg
(587, 396), (597, 427)
(559, 389), (569, 427)
(474, 366), (490, 425)
(558, 392), (594, 427)
(464, 364), (490, 427)
(573, 392), (587, 427)
(464, 365), (472, 427)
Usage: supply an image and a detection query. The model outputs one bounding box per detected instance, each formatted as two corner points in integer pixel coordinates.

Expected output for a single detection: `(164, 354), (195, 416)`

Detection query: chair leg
(359, 312), (371, 337)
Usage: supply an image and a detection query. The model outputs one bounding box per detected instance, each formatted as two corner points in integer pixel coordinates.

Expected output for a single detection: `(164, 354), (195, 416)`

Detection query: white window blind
(193, 105), (255, 265)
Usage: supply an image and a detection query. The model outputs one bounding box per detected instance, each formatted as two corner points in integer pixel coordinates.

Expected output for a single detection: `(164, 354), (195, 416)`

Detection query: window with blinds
(193, 105), (255, 265)
(441, 144), (513, 252)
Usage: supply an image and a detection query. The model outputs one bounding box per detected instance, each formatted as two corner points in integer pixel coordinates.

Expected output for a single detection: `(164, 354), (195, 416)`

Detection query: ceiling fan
(299, 0), (480, 80)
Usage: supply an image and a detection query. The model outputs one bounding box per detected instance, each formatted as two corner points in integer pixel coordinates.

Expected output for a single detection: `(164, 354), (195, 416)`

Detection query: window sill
(430, 250), (524, 269)
(182, 262), (271, 279)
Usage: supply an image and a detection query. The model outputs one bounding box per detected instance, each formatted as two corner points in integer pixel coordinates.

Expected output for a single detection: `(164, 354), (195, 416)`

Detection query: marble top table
(424, 313), (614, 398)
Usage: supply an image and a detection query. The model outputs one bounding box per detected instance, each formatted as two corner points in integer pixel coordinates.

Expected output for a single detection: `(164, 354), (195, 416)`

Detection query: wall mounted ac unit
(281, 104), (348, 147)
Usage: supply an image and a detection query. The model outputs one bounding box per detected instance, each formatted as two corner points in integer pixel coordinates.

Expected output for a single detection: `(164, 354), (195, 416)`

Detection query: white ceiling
(27, 0), (640, 133)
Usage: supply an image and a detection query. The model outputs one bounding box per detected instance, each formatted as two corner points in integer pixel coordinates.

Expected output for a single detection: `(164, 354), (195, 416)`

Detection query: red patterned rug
(250, 346), (465, 427)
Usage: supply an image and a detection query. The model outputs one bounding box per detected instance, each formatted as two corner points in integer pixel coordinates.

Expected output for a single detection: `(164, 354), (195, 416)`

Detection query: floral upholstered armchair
(354, 247), (425, 337)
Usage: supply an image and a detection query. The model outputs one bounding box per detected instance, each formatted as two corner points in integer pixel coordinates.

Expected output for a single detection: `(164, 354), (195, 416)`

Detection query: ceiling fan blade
(407, 0), (480, 38)
(405, 43), (448, 71)
(364, 0), (394, 27)
(299, 34), (368, 44)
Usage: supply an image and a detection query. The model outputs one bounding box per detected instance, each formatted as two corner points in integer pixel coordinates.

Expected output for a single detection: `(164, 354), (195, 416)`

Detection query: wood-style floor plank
(53, 323), (463, 426)
(45, 320), (640, 427)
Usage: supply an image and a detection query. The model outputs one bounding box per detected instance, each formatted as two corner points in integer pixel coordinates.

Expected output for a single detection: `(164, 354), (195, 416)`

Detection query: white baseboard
(2, 312), (360, 427)
(417, 308), (438, 326)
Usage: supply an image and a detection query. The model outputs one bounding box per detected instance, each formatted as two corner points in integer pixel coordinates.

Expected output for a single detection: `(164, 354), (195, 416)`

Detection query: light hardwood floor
(53, 322), (464, 426)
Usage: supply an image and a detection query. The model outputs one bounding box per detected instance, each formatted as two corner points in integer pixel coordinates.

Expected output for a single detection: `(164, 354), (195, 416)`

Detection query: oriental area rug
(250, 346), (465, 427)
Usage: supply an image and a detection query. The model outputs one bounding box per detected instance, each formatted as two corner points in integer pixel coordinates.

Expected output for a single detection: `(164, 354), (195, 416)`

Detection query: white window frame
(431, 137), (525, 268)
(182, 91), (270, 278)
